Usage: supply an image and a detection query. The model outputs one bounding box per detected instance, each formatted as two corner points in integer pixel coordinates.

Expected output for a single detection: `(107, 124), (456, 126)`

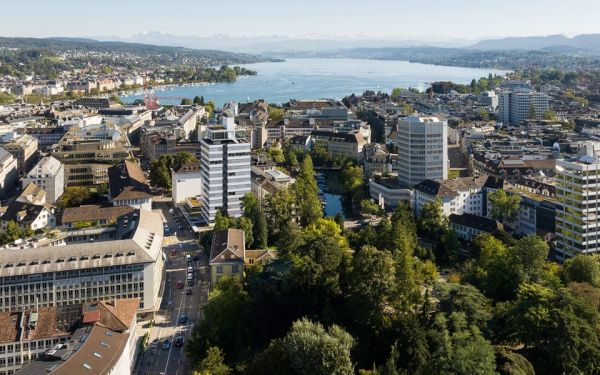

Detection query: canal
(316, 171), (355, 219)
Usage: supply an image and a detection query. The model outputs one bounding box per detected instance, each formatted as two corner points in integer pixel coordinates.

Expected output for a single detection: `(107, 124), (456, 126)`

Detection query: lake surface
(122, 58), (509, 106)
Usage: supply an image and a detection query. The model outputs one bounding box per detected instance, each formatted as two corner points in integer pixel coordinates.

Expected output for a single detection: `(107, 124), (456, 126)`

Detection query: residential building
(498, 89), (549, 125)
(199, 115), (251, 225)
(3, 135), (38, 175)
(449, 213), (503, 241)
(23, 156), (64, 204)
(15, 298), (139, 375)
(209, 228), (276, 286)
(0, 200), (55, 232)
(0, 209), (164, 315)
(363, 143), (396, 178)
(0, 147), (18, 198)
(555, 142), (600, 257)
(310, 131), (367, 160)
(17, 183), (47, 206)
(396, 116), (448, 187)
(413, 175), (508, 217)
(250, 166), (294, 204)
(108, 161), (153, 211)
(172, 163), (202, 206)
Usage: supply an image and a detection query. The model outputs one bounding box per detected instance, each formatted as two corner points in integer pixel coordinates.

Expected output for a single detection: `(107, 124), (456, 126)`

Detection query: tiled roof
(108, 160), (152, 201)
(61, 205), (135, 224)
(209, 229), (245, 264)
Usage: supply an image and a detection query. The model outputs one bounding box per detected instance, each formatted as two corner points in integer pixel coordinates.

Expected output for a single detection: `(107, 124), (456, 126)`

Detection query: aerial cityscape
(1, 1), (600, 374)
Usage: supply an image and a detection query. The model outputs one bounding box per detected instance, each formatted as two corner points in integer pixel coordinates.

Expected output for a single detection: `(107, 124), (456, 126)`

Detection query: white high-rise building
(396, 116), (448, 188)
(556, 141), (600, 258)
(200, 114), (251, 224)
(23, 156), (65, 204)
(498, 89), (549, 125)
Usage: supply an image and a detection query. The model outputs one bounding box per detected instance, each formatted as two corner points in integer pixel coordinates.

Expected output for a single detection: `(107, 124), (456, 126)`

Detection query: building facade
(0, 148), (18, 198)
(23, 156), (64, 204)
(172, 163), (202, 205)
(498, 89), (549, 125)
(199, 116), (251, 225)
(396, 116), (448, 187)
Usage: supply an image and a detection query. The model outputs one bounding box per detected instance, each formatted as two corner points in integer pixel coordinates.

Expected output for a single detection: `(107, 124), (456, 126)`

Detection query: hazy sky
(2, 0), (600, 40)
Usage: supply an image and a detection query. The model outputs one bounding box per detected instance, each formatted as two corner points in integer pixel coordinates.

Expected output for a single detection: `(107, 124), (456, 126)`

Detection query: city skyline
(2, 0), (600, 41)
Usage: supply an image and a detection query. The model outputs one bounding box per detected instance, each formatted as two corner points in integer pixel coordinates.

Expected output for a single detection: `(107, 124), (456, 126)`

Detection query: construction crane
(143, 76), (188, 109)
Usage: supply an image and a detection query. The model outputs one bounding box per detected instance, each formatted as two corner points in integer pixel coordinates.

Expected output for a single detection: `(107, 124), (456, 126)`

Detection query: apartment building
(310, 131), (367, 160)
(0, 148), (18, 198)
(199, 116), (251, 224)
(6, 298), (138, 375)
(23, 156), (64, 204)
(0, 209), (164, 316)
(2, 135), (38, 176)
(396, 116), (448, 188)
(555, 141), (600, 257)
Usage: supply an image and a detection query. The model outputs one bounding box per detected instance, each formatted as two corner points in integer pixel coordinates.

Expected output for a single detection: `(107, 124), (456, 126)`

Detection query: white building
(0, 209), (164, 316)
(23, 156), (65, 204)
(369, 178), (412, 208)
(396, 116), (448, 187)
(0, 147), (18, 198)
(556, 141), (600, 258)
(498, 89), (549, 125)
(200, 115), (251, 224)
(172, 162), (202, 205)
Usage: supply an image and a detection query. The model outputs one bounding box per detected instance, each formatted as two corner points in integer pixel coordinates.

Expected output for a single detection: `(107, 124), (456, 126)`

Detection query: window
(216, 265), (223, 274)
(232, 265), (239, 273)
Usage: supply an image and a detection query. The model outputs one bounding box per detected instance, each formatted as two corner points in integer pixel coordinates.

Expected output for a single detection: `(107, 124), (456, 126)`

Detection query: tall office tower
(200, 114), (251, 225)
(498, 89), (549, 125)
(396, 116), (448, 187)
(556, 141), (600, 258)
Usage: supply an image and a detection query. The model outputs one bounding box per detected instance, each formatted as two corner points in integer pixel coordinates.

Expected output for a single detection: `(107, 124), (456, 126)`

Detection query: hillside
(469, 33), (600, 53)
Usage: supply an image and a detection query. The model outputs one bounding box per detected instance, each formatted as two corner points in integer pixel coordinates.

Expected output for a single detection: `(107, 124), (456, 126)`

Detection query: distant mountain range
(95, 31), (600, 56)
(469, 34), (600, 53)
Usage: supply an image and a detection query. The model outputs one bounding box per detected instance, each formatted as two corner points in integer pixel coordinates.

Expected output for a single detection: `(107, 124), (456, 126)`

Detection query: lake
(121, 58), (509, 106)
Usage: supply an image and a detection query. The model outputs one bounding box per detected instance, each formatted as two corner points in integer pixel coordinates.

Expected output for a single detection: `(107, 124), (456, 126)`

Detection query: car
(185, 288), (193, 295)
(162, 339), (172, 350)
(174, 336), (184, 347)
(178, 225), (184, 230)
(187, 280), (194, 287)
(179, 314), (188, 324)
(192, 255), (200, 261)
(187, 266), (193, 273)
(187, 272), (193, 281)
(176, 281), (184, 289)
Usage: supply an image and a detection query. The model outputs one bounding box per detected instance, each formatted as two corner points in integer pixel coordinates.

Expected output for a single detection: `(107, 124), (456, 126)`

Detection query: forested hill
(0, 37), (270, 65)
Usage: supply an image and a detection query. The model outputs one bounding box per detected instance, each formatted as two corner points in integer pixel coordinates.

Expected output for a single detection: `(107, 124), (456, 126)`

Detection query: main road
(136, 204), (210, 375)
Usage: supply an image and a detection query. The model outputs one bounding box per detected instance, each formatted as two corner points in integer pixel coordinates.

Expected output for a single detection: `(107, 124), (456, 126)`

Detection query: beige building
(311, 130), (367, 160)
(52, 123), (133, 187)
(3, 135), (38, 175)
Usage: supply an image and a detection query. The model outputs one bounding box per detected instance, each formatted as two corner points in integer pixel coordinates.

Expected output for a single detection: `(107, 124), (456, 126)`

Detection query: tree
(0, 221), (33, 245)
(214, 210), (235, 230)
(341, 165), (364, 195)
(528, 105), (536, 121)
(543, 109), (557, 121)
(359, 199), (380, 216)
(193, 96), (205, 106)
(185, 278), (250, 367)
(292, 156), (322, 227)
(511, 235), (549, 284)
(171, 152), (198, 170)
(57, 186), (93, 208)
(501, 283), (600, 374)
(488, 189), (521, 223)
(181, 98), (193, 105)
(236, 216), (254, 249)
(433, 282), (492, 331)
(248, 318), (354, 375)
(242, 193), (268, 248)
(149, 159), (171, 190)
(267, 105), (284, 122)
(563, 254), (600, 287)
(195, 347), (231, 375)
(418, 199), (447, 239)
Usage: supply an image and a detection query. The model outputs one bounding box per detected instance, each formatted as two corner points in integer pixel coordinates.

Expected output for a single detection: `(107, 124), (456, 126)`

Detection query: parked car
(185, 288), (193, 295)
(187, 266), (193, 273)
(187, 280), (194, 287)
(176, 281), (184, 289)
(162, 339), (172, 350)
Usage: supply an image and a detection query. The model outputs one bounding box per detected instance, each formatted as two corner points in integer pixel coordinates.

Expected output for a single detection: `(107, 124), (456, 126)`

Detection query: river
(121, 58), (509, 106)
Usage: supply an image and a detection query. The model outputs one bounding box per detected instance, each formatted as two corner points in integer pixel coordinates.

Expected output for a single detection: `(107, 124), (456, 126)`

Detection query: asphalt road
(135, 205), (209, 375)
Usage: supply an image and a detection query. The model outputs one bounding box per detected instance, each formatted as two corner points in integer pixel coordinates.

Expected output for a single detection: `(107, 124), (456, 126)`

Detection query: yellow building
(209, 228), (277, 286)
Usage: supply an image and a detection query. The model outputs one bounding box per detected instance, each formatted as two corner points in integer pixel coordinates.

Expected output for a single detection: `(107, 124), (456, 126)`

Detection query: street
(135, 204), (209, 375)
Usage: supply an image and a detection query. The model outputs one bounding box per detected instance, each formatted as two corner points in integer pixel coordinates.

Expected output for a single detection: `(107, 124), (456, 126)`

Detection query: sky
(2, 0), (600, 41)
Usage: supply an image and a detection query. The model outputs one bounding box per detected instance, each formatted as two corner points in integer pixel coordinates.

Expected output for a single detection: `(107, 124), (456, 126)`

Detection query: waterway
(121, 58), (509, 106)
